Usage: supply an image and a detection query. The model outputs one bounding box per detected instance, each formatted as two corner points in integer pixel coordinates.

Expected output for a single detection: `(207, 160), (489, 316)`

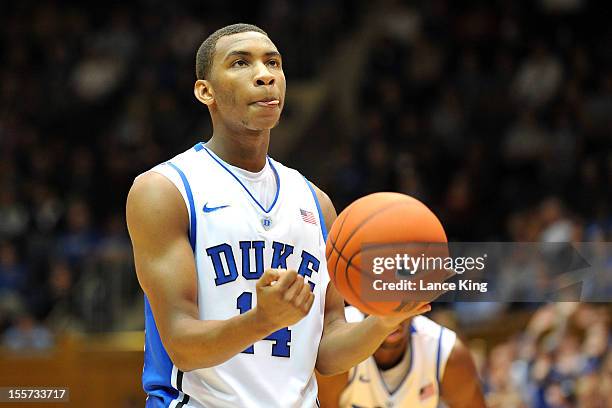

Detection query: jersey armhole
(150, 162), (197, 252)
(302, 176), (328, 241)
(302, 175), (332, 353)
(436, 327), (457, 387)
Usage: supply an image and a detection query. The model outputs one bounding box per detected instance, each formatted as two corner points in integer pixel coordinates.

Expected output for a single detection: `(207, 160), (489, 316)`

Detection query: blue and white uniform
(340, 307), (456, 408)
(139, 143), (330, 408)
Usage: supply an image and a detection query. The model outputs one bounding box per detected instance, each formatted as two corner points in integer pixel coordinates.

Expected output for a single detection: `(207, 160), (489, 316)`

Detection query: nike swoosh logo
(203, 203), (230, 213)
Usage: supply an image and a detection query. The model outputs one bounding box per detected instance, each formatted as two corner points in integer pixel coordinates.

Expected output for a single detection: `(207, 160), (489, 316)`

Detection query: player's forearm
(167, 309), (277, 371)
(316, 316), (396, 375)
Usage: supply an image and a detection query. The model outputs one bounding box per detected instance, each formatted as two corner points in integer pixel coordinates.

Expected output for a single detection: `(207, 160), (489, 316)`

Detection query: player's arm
(315, 370), (347, 408)
(127, 172), (313, 372)
(311, 185), (430, 375)
(440, 338), (486, 408)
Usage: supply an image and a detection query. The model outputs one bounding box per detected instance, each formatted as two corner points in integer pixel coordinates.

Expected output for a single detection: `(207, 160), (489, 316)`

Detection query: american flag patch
(419, 383), (435, 401)
(300, 209), (317, 225)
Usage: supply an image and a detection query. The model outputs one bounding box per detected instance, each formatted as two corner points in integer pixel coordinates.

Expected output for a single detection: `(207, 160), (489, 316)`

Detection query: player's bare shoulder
(126, 171), (189, 239)
(126, 170), (193, 293)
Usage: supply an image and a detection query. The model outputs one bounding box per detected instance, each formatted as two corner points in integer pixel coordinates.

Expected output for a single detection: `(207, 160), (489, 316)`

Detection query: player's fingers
(393, 301), (430, 320)
(411, 302), (430, 313)
(275, 269), (298, 292)
(413, 301), (430, 311)
(293, 281), (311, 308)
(257, 268), (280, 288)
(301, 292), (315, 314)
(404, 303), (431, 317)
(395, 300), (425, 314)
(416, 303), (432, 314)
(283, 274), (304, 302)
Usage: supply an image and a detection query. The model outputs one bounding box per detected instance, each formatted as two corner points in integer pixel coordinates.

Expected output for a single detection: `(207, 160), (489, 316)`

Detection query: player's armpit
(127, 172), (276, 371)
(440, 338), (486, 408)
(316, 369), (348, 408)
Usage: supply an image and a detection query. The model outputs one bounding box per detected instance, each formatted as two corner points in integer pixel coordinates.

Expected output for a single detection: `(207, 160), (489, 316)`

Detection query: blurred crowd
(479, 303), (611, 408)
(310, 0), (611, 243)
(0, 0), (610, 406)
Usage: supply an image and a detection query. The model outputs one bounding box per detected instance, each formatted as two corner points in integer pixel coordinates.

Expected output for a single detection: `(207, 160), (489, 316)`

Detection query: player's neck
(392, 342), (410, 369)
(205, 128), (270, 172)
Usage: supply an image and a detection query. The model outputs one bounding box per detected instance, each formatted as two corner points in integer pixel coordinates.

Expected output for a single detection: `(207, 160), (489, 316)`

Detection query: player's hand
(373, 302), (432, 333)
(254, 268), (315, 331)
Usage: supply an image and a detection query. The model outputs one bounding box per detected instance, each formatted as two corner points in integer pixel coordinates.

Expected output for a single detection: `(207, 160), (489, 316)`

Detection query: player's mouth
(252, 97), (280, 108)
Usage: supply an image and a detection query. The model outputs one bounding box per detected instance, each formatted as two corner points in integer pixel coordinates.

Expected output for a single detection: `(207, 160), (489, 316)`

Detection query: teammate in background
(126, 24), (431, 408)
(317, 307), (486, 408)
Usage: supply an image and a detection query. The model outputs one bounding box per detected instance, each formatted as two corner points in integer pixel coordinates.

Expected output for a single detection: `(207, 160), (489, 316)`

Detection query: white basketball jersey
(340, 308), (456, 408)
(140, 143), (330, 408)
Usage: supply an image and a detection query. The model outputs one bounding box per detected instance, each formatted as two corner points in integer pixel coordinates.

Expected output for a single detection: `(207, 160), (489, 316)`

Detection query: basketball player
(126, 24), (431, 408)
(317, 307), (486, 408)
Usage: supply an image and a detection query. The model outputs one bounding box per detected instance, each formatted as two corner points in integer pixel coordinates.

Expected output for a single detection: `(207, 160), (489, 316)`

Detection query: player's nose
(253, 62), (275, 86)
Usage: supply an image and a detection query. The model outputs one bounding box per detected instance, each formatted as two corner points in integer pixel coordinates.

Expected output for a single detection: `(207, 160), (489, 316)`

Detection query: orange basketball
(325, 192), (448, 316)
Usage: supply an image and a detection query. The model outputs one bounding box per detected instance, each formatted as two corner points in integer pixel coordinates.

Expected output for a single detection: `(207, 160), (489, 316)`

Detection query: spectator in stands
(2, 311), (53, 351)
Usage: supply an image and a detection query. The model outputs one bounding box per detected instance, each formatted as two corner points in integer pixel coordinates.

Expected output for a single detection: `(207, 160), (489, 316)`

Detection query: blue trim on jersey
(166, 162), (197, 251)
(193, 142), (204, 152)
(143, 296), (179, 407)
(303, 177), (328, 241)
(436, 326), (444, 385)
(201, 145), (280, 214)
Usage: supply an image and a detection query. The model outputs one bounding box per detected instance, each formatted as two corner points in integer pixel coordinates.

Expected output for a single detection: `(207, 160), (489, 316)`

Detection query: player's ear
(194, 79), (214, 106)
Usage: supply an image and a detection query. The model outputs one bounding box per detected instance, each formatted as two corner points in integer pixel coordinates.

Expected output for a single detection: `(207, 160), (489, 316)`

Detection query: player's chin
(377, 338), (405, 355)
(247, 115), (281, 131)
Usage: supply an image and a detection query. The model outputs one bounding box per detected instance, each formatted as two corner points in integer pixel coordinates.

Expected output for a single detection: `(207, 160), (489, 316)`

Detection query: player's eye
(267, 59), (281, 67)
(232, 60), (247, 67)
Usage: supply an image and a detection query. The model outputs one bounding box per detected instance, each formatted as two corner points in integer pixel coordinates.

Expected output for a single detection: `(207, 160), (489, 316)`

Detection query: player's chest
(350, 359), (439, 408)
(195, 199), (325, 291)
(195, 173), (320, 236)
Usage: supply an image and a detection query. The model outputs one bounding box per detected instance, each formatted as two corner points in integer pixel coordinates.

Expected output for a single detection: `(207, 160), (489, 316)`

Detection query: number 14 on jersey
(236, 292), (291, 357)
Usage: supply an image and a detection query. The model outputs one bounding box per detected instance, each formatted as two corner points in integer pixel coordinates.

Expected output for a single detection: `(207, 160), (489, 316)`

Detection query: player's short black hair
(196, 23), (268, 80)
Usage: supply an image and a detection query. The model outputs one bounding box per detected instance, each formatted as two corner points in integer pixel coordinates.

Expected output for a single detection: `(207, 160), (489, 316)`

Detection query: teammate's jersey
(340, 308), (456, 408)
(140, 143), (330, 408)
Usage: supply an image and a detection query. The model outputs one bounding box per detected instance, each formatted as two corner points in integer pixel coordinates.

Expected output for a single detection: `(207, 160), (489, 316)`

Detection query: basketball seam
(330, 237), (439, 313)
(337, 201), (408, 258)
(330, 201), (412, 315)
(330, 236), (376, 312)
(343, 246), (389, 315)
(327, 202), (355, 287)
(343, 242), (437, 314)
(328, 236), (387, 315)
